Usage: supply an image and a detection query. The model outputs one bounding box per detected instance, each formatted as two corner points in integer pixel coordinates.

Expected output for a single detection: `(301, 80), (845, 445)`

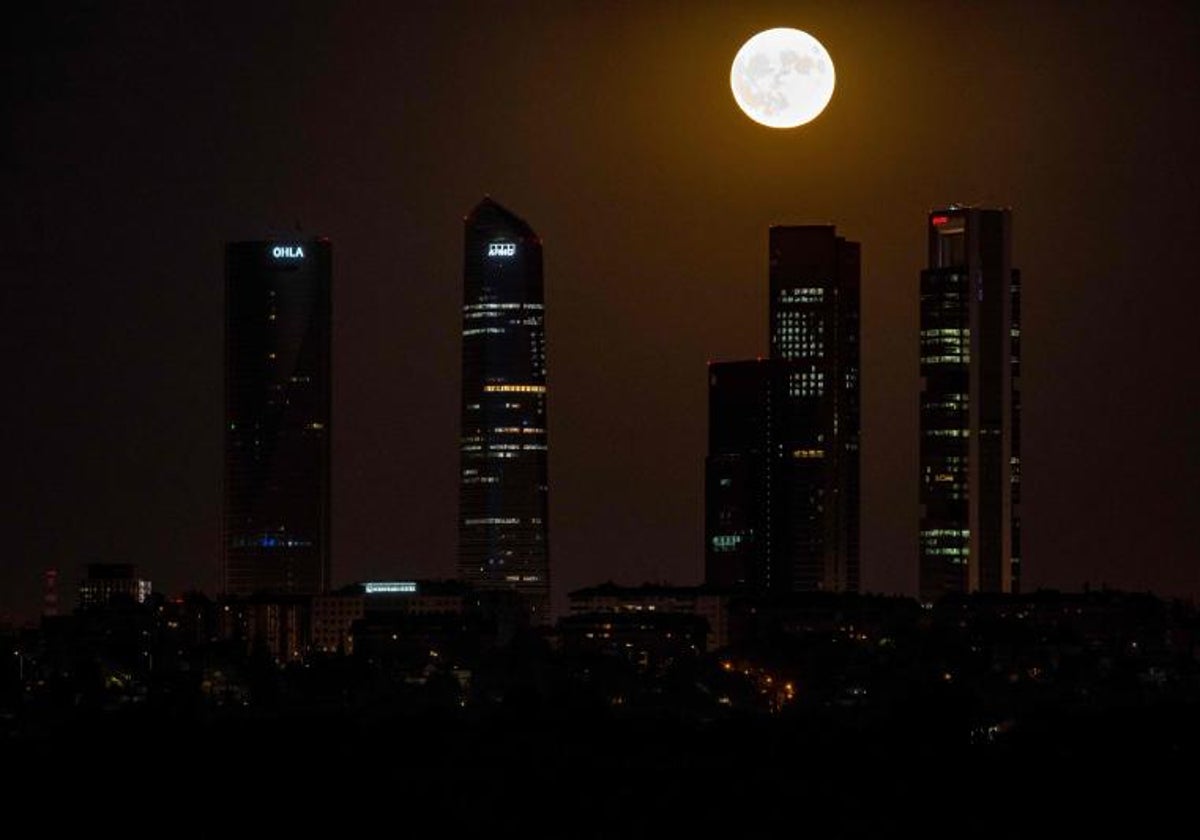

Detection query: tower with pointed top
(458, 198), (550, 622)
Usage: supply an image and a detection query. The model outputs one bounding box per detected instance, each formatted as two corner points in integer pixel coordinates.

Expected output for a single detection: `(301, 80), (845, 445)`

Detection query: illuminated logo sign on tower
(271, 245), (306, 259)
(488, 242), (516, 257)
(364, 581), (418, 595)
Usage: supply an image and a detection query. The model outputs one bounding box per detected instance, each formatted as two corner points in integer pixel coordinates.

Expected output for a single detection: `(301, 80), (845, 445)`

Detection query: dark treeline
(4, 588), (1199, 833)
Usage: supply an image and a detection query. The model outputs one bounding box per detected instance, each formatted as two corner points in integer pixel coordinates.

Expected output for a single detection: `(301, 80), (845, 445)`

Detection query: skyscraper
(705, 358), (798, 590)
(78, 563), (152, 608)
(919, 207), (1020, 600)
(458, 198), (550, 623)
(705, 226), (860, 592)
(224, 238), (331, 597)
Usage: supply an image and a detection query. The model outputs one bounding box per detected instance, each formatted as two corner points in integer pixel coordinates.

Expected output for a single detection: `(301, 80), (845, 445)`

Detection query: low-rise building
(568, 583), (731, 650)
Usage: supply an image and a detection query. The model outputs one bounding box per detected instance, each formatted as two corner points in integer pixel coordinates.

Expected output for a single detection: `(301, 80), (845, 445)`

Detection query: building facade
(706, 226), (860, 593)
(311, 580), (473, 655)
(457, 199), (550, 622)
(557, 612), (709, 673)
(567, 583), (731, 651)
(919, 207), (1020, 600)
(78, 563), (152, 608)
(705, 358), (789, 589)
(223, 238), (331, 596)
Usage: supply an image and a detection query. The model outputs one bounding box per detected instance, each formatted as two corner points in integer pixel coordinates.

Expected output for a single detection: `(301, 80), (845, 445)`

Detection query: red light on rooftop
(931, 215), (949, 226)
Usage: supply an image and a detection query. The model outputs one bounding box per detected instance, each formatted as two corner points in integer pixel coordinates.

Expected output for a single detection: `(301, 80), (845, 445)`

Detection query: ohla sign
(488, 242), (516, 257)
(271, 245), (305, 259)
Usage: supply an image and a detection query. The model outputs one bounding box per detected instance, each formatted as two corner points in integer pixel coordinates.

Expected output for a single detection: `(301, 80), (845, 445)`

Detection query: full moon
(731, 28), (835, 128)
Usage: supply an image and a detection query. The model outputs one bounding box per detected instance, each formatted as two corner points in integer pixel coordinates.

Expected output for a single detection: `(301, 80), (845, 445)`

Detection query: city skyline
(2, 2), (1198, 621)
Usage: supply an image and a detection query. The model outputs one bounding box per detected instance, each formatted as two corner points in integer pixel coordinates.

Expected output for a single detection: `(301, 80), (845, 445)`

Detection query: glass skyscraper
(705, 358), (798, 590)
(457, 198), (550, 623)
(706, 226), (860, 592)
(223, 238), (331, 596)
(919, 207), (1020, 600)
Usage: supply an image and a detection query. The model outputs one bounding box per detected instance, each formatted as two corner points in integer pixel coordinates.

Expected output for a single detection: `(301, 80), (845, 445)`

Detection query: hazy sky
(2, 1), (1198, 620)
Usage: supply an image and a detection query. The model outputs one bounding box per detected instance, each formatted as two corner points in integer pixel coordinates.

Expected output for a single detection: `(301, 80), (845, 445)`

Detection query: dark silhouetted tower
(919, 207), (1020, 600)
(706, 226), (860, 592)
(458, 199), (550, 622)
(706, 358), (796, 590)
(224, 239), (331, 596)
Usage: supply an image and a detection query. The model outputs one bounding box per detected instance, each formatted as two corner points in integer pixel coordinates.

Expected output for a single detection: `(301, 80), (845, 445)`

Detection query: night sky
(2, 1), (1198, 621)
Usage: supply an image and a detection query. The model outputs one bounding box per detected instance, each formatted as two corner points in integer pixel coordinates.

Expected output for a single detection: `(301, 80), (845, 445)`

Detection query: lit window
(484, 384), (546, 394)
